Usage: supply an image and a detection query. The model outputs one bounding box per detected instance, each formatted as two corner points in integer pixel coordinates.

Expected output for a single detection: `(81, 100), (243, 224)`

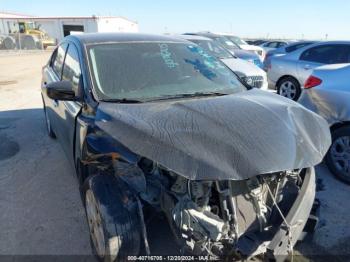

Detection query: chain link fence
(0, 33), (44, 50)
(0, 20), (57, 51)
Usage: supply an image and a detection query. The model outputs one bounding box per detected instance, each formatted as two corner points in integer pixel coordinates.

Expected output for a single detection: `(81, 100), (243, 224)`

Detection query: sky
(1, 0), (350, 40)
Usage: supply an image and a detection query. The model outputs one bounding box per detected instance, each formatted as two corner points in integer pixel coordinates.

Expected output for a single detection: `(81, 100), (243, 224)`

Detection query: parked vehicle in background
(178, 35), (268, 90)
(260, 40), (290, 52)
(184, 32), (264, 68)
(299, 64), (350, 184)
(266, 41), (350, 101)
(264, 41), (317, 64)
(41, 33), (330, 261)
(247, 39), (268, 46)
(216, 33), (265, 60)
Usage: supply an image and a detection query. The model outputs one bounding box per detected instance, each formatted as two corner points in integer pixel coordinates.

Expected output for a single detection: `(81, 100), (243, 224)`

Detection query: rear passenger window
(300, 45), (350, 64)
(52, 43), (68, 78)
(62, 44), (82, 95)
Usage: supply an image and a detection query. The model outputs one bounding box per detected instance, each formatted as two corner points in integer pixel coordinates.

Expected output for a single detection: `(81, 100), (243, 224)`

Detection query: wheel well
(276, 75), (300, 88)
(330, 121), (350, 133)
(75, 157), (85, 185)
(76, 142), (91, 185)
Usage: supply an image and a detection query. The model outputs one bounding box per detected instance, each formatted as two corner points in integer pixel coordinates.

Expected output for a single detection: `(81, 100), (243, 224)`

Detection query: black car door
(56, 42), (83, 162)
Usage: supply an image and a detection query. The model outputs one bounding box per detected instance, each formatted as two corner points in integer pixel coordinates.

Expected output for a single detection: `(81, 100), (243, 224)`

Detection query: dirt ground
(0, 51), (349, 261)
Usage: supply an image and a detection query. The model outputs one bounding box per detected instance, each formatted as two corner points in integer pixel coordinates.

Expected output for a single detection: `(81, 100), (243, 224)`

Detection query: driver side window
(62, 44), (82, 95)
(52, 43), (68, 79)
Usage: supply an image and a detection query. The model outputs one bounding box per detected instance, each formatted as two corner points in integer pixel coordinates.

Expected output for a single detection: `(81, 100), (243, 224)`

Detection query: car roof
(313, 40), (350, 44)
(294, 40), (350, 52)
(288, 40), (317, 45)
(213, 33), (240, 37)
(265, 40), (290, 43)
(176, 34), (212, 41)
(65, 33), (189, 45)
(184, 32), (224, 38)
(273, 40), (350, 60)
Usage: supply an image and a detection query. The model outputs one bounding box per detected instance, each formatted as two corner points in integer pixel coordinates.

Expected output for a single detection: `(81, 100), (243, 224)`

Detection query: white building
(0, 11), (139, 42)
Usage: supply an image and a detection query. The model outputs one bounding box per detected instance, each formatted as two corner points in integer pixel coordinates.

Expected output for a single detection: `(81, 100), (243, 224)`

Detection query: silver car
(267, 41), (350, 100)
(299, 64), (350, 183)
(264, 41), (317, 62)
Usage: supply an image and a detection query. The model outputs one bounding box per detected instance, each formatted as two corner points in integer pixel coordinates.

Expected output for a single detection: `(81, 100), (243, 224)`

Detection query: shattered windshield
(88, 42), (246, 101)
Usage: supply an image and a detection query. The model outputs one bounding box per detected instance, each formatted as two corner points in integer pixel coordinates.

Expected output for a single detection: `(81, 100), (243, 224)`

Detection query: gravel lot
(0, 51), (349, 261)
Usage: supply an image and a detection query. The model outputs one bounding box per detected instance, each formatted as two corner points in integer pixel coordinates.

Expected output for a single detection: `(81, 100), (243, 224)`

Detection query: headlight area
(242, 75), (265, 89)
(133, 159), (316, 260)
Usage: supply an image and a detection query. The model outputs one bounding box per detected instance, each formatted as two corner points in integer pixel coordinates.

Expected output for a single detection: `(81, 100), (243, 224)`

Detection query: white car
(215, 33), (265, 60)
(178, 34), (268, 90)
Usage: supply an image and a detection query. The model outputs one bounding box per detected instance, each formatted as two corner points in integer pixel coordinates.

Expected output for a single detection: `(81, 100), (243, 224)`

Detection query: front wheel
(326, 126), (350, 184)
(83, 174), (141, 262)
(277, 77), (301, 101)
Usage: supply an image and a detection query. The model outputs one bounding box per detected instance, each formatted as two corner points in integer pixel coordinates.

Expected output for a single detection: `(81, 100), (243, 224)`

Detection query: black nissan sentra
(41, 33), (331, 261)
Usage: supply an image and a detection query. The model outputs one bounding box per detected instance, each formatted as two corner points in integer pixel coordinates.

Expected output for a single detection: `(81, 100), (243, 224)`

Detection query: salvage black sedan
(41, 33), (331, 261)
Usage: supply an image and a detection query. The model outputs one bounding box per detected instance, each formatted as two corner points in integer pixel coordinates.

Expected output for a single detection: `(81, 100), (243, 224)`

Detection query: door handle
(53, 99), (59, 107)
(303, 65), (311, 70)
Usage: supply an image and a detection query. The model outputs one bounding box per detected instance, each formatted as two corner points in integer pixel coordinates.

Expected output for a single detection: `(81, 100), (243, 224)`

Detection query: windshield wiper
(150, 92), (229, 101)
(102, 98), (143, 103)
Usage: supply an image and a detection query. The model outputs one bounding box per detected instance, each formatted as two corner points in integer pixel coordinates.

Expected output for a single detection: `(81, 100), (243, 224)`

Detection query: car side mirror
(46, 80), (76, 101)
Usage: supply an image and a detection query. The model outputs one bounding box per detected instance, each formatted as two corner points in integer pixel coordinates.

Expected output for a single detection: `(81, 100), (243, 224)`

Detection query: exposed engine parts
(125, 158), (305, 259)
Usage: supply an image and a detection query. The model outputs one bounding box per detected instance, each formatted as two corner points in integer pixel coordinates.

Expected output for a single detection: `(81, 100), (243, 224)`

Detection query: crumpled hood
(96, 89), (331, 181)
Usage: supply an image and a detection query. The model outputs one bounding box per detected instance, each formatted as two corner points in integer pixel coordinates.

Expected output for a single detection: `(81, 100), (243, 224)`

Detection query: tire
(3, 36), (16, 50)
(277, 77), (301, 101)
(83, 174), (141, 262)
(22, 35), (37, 50)
(326, 126), (350, 184)
(43, 101), (56, 138)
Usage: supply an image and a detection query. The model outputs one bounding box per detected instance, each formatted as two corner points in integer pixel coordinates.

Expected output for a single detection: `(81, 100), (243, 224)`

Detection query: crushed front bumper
(236, 168), (316, 260)
(266, 167), (316, 259)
